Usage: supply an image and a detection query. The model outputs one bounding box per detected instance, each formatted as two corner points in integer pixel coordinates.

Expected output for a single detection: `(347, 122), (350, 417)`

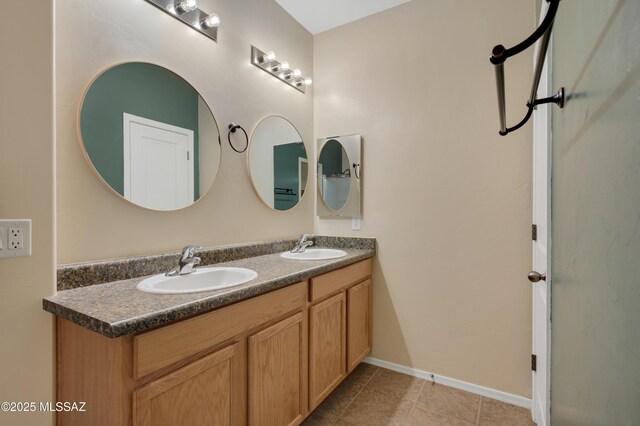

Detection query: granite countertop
(43, 238), (374, 338)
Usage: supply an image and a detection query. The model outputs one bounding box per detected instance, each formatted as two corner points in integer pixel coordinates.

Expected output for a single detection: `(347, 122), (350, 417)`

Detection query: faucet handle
(299, 234), (311, 243)
(181, 245), (202, 260)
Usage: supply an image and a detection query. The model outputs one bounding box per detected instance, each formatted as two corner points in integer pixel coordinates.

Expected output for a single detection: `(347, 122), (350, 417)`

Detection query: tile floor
(302, 364), (535, 426)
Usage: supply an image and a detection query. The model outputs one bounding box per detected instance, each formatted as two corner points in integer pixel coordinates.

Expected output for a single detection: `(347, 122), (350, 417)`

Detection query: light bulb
(259, 51), (276, 64)
(304, 78), (313, 86)
(280, 62), (290, 71)
(201, 13), (220, 28)
(293, 68), (302, 78)
(176, 0), (197, 13)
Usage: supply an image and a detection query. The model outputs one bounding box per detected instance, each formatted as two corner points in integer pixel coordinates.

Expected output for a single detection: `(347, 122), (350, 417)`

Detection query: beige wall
(0, 0), (56, 424)
(314, 1), (534, 397)
(56, 0), (314, 263)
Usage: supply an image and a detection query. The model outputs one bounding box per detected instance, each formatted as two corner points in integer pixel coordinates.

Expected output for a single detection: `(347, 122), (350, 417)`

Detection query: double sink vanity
(43, 235), (375, 425)
(49, 59), (369, 425)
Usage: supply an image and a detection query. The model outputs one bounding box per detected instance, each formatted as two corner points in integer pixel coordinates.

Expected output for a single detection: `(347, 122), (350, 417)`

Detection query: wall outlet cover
(0, 219), (32, 258)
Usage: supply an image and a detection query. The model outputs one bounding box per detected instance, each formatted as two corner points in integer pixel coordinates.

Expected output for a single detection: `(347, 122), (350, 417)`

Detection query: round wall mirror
(248, 116), (308, 211)
(79, 62), (221, 211)
(318, 139), (351, 211)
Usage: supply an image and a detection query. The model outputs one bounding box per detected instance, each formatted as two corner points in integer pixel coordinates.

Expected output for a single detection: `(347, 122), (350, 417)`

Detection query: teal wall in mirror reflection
(273, 142), (306, 210)
(248, 115), (308, 211)
(319, 139), (346, 175)
(80, 63), (201, 199)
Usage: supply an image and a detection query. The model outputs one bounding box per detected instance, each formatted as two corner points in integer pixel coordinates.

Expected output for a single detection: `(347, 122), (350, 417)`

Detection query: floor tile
(415, 382), (481, 424)
(304, 366), (533, 426)
(314, 380), (361, 419)
(363, 367), (425, 403)
(343, 362), (379, 389)
(478, 397), (536, 426)
(337, 387), (413, 426)
(302, 408), (338, 425)
(406, 405), (477, 426)
(314, 363), (379, 417)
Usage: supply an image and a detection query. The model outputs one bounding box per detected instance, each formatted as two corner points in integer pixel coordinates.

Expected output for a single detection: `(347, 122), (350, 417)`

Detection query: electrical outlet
(0, 220), (31, 258)
(352, 217), (361, 231)
(9, 228), (23, 249)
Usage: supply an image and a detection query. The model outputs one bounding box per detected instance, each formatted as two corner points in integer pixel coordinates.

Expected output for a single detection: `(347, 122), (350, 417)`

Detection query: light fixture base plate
(144, 0), (218, 42)
(251, 46), (307, 94)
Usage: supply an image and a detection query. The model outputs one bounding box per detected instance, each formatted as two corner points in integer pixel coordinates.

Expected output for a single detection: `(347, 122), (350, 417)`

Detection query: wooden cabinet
(347, 279), (372, 373)
(309, 293), (346, 410)
(56, 259), (372, 426)
(133, 343), (240, 426)
(308, 259), (372, 410)
(249, 313), (306, 426)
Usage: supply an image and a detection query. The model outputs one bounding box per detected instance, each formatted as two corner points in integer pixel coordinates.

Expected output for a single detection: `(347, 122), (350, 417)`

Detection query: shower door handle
(528, 271), (546, 283)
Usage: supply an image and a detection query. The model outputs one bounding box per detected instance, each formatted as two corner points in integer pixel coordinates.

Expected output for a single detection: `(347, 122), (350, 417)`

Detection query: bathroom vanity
(44, 237), (374, 425)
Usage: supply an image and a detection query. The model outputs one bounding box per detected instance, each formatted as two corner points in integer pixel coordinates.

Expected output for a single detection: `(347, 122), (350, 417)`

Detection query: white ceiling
(274, 0), (412, 35)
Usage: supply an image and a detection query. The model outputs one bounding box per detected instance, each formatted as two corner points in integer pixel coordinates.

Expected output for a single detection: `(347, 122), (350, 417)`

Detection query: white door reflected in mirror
(79, 62), (221, 211)
(124, 114), (194, 210)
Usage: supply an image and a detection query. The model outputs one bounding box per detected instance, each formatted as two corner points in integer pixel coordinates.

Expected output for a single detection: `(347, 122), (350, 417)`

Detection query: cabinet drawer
(134, 282), (306, 380)
(309, 259), (372, 302)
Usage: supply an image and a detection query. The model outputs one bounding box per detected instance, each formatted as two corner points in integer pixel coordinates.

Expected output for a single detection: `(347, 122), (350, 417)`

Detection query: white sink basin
(137, 267), (258, 294)
(280, 248), (347, 261)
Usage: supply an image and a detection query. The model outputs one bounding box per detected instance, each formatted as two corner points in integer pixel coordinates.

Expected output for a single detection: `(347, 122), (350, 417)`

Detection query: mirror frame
(77, 61), (222, 211)
(247, 115), (309, 212)
(316, 134), (362, 218)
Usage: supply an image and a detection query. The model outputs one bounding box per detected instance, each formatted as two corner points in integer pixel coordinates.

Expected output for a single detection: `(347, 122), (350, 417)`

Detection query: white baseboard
(363, 357), (532, 409)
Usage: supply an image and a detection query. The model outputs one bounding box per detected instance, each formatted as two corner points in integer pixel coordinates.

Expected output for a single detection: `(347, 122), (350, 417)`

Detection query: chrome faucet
(166, 245), (202, 276)
(290, 234), (314, 253)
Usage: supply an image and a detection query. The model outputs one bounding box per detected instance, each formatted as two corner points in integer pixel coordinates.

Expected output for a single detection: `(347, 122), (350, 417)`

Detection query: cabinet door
(309, 292), (346, 410)
(249, 312), (305, 426)
(347, 279), (372, 372)
(133, 343), (240, 426)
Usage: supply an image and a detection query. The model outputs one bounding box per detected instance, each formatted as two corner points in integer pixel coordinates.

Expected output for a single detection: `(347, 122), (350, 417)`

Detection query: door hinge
(531, 354), (537, 372)
(187, 151), (190, 160)
(532, 224), (538, 241)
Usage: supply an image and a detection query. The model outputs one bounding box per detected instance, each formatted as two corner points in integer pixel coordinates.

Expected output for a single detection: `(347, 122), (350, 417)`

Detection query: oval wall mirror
(318, 139), (352, 212)
(79, 62), (221, 211)
(248, 116), (308, 211)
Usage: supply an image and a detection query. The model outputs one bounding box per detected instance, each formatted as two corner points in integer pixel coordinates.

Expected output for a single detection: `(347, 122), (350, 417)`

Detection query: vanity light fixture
(251, 46), (312, 94)
(143, 0), (220, 42)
